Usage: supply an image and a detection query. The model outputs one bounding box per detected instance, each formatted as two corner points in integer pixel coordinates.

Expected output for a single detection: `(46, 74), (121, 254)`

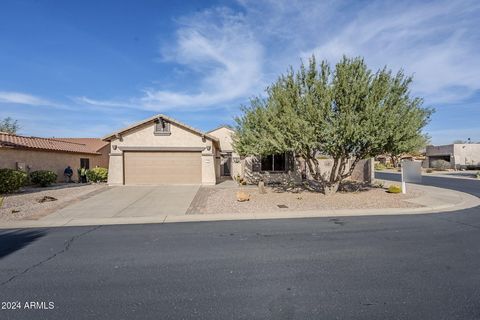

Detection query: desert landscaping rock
(0, 183), (107, 221)
(37, 195), (58, 203)
(236, 191), (251, 202)
(188, 186), (424, 215)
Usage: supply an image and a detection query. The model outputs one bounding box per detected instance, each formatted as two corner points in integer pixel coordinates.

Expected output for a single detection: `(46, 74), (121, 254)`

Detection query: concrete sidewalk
(379, 169), (480, 181)
(1, 183), (479, 229)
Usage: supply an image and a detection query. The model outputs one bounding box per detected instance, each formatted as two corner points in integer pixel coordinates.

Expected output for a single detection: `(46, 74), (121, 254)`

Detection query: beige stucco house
(426, 143), (480, 169)
(0, 133), (109, 182)
(104, 115), (221, 185)
(104, 114), (373, 186)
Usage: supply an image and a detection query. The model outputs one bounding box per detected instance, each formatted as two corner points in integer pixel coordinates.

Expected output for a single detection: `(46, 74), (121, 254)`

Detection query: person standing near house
(80, 167), (87, 183)
(64, 166), (73, 183)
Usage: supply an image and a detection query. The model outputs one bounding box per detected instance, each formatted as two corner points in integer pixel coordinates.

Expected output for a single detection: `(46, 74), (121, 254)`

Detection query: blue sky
(0, 0), (479, 144)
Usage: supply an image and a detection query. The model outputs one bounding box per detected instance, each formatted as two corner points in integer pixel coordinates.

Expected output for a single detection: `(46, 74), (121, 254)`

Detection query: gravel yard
(0, 183), (107, 221)
(187, 185), (424, 215)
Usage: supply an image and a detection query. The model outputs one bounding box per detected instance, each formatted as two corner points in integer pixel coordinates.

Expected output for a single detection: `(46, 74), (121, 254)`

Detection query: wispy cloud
(79, 0), (480, 112)
(78, 7), (264, 111)
(0, 91), (58, 107)
(73, 96), (138, 109)
(303, 0), (480, 104)
(145, 7), (263, 109)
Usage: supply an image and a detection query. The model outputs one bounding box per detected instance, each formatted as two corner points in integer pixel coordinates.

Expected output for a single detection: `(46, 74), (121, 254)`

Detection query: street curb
(377, 170), (480, 181)
(1, 182), (479, 229)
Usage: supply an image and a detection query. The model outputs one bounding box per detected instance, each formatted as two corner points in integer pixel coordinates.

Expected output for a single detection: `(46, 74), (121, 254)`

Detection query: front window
(260, 153), (286, 172)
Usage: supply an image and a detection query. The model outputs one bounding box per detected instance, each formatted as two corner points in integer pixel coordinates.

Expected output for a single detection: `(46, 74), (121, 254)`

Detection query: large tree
(387, 133), (430, 168)
(234, 56), (433, 194)
(0, 117), (20, 134)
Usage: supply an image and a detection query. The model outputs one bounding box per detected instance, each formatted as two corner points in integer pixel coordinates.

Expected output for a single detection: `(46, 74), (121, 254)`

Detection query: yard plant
(234, 56), (433, 194)
(430, 159), (450, 171)
(86, 167), (108, 182)
(30, 170), (57, 187)
(0, 168), (28, 193)
(0, 117), (20, 134)
(387, 185), (402, 193)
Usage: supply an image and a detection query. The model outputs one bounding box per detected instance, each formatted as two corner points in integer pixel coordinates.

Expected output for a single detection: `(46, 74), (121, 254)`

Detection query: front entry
(220, 153), (232, 176)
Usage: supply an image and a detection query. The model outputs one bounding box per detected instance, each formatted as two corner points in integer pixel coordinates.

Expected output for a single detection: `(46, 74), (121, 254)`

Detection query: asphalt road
(1, 174), (479, 319)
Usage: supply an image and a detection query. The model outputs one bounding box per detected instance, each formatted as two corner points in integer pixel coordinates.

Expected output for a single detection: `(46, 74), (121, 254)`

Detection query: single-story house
(426, 143), (480, 169)
(0, 132), (110, 182)
(103, 114), (373, 186)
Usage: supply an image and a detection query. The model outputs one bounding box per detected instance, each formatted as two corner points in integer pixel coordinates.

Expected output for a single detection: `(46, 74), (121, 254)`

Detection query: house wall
(426, 144), (454, 157)
(242, 155), (302, 184)
(209, 127), (235, 151)
(107, 153), (123, 185)
(241, 156), (373, 185)
(231, 155), (243, 179)
(426, 144), (480, 168)
(0, 148), (106, 182)
(214, 149), (221, 179)
(453, 144), (480, 168)
(208, 126), (243, 180)
(96, 144), (110, 168)
(107, 121), (216, 185)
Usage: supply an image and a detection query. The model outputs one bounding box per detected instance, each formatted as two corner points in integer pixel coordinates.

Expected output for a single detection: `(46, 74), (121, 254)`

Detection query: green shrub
(426, 169), (433, 173)
(30, 170), (57, 187)
(387, 185), (402, 193)
(0, 168), (28, 193)
(476, 171), (480, 179)
(374, 163), (386, 171)
(385, 163), (394, 169)
(86, 167), (108, 182)
(430, 159), (450, 171)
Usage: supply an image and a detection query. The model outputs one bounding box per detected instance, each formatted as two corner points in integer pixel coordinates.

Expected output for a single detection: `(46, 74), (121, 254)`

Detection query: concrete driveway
(42, 185), (200, 222)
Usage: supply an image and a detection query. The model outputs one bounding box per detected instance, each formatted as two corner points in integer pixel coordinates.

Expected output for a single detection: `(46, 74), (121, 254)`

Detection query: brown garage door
(124, 151), (201, 185)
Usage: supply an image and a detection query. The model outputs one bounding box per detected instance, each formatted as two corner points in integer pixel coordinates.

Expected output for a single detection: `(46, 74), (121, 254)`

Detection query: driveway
(41, 185), (200, 222)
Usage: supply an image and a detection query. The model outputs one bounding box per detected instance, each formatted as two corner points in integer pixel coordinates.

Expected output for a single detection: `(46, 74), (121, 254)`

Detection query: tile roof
(0, 133), (107, 154)
(54, 138), (110, 153)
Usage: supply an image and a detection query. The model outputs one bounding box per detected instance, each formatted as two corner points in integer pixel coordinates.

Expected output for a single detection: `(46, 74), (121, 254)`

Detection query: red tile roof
(0, 132), (108, 154)
(54, 138), (110, 153)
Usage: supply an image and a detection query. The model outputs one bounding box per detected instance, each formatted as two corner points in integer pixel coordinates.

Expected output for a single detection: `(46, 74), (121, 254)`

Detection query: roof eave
(102, 114), (219, 142)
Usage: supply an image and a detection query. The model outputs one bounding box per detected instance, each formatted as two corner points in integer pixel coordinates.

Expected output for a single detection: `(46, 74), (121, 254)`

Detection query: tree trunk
(324, 182), (340, 195)
(391, 154), (399, 168)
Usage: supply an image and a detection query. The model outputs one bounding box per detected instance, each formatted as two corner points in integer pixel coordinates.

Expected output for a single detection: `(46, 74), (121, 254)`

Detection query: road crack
(0, 225), (102, 286)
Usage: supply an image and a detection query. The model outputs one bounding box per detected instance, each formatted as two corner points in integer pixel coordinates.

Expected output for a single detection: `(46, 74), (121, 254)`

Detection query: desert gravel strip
(0, 184), (107, 222)
(187, 186), (424, 215)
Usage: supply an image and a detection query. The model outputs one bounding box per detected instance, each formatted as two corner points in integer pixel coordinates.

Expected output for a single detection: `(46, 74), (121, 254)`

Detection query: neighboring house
(103, 114), (373, 186)
(375, 154), (426, 167)
(0, 132), (110, 181)
(426, 144), (480, 169)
